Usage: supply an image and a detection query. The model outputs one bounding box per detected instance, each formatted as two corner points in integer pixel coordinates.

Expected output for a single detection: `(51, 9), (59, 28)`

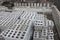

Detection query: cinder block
(40, 3), (42, 7)
(34, 3), (36, 7)
(33, 31), (47, 40)
(44, 3), (46, 7)
(37, 3), (39, 7)
(31, 3), (33, 7)
(48, 20), (54, 29)
(28, 3), (30, 6)
(34, 20), (45, 30)
(48, 29), (54, 35)
(48, 35), (54, 40)
(42, 29), (48, 38)
(0, 35), (5, 40)
(47, 28), (54, 40)
(47, 3), (50, 8)
(34, 14), (49, 30)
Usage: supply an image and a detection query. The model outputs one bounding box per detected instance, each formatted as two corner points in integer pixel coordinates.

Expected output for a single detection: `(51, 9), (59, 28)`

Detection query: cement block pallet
(0, 8), (54, 40)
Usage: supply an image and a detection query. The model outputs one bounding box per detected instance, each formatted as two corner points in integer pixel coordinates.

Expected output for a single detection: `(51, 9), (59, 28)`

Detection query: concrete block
(33, 31), (47, 40)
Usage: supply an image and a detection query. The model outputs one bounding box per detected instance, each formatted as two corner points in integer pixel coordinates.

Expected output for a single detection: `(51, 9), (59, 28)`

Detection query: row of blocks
(15, 3), (52, 8)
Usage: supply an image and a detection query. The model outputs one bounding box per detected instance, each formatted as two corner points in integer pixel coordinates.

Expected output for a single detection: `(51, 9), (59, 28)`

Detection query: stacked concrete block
(41, 29), (48, 38)
(36, 3), (39, 7)
(34, 3), (36, 7)
(44, 3), (46, 7)
(33, 27), (54, 40)
(34, 20), (45, 31)
(40, 3), (42, 7)
(30, 3), (33, 7)
(0, 7), (54, 40)
(24, 3), (27, 7)
(47, 3), (50, 8)
(48, 29), (54, 40)
(48, 20), (54, 29)
(0, 35), (5, 40)
(33, 31), (47, 40)
(33, 12), (54, 40)
(28, 3), (30, 6)
(48, 35), (54, 40)
(21, 3), (23, 6)
(34, 14), (48, 31)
